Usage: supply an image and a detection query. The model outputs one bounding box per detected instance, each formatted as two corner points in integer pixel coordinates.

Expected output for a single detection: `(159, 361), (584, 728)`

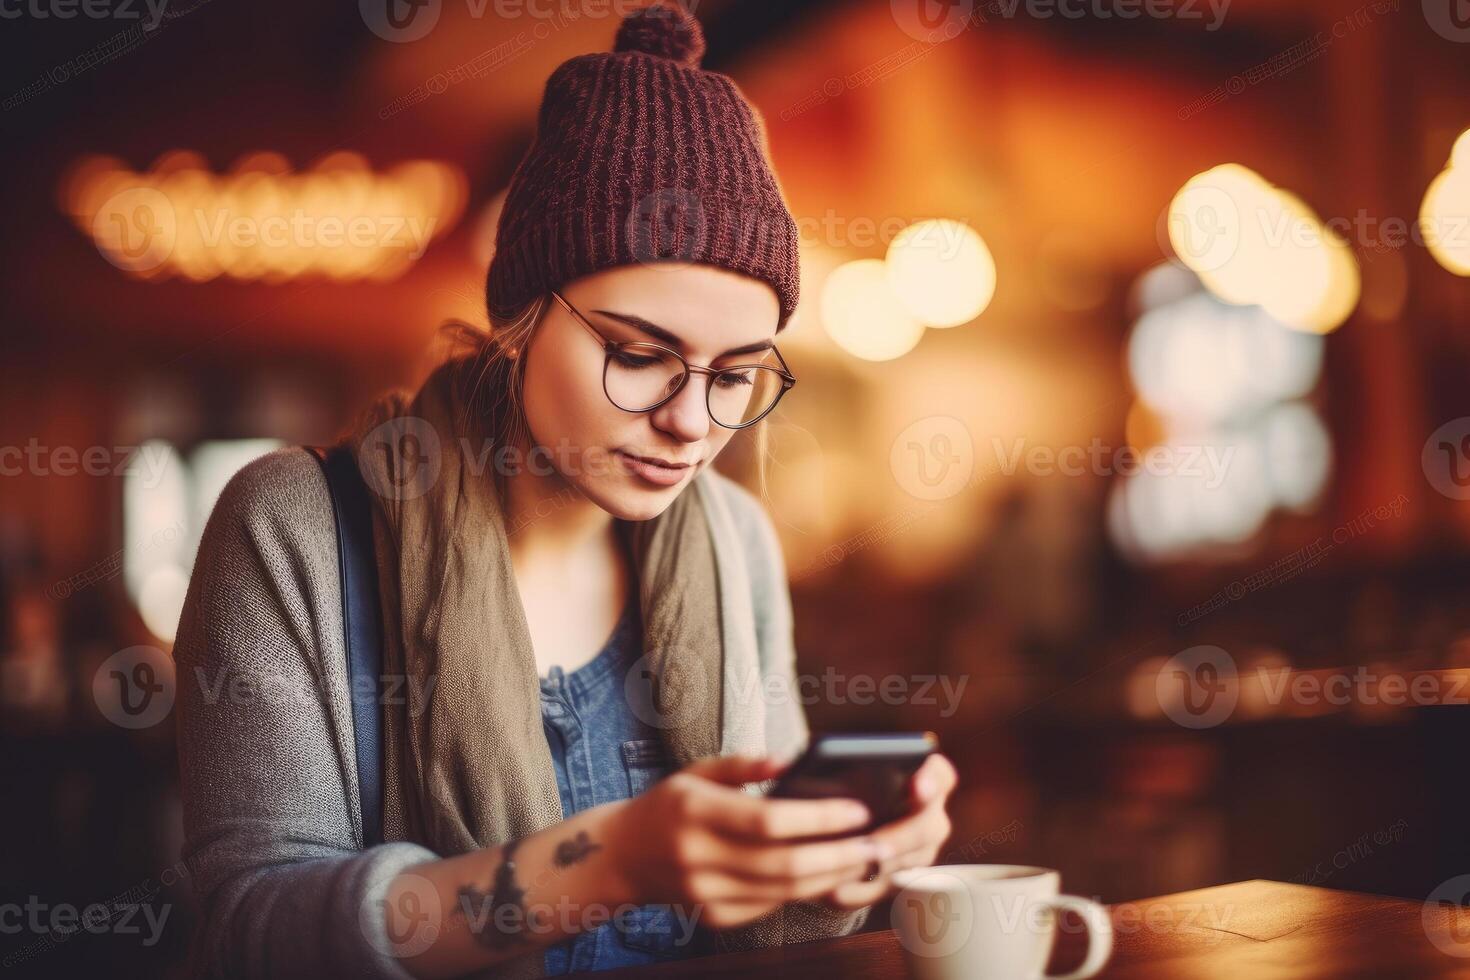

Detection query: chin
(584, 477), (691, 523)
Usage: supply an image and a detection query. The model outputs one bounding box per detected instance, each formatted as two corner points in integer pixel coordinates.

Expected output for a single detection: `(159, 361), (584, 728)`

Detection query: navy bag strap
(307, 443), (385, 848)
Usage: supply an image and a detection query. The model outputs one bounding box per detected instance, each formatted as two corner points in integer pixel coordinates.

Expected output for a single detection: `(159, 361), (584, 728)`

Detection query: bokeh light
(1167, 164), (1359, 334)
(884, 218), (997, 328)
(61, 152), (467, 282)
(820, 258), (927, 361)
(1421, 127), (1470, 276)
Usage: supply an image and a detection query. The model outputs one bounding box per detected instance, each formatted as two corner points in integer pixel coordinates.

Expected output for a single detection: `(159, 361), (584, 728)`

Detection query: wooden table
(580, 880), (1470, 978)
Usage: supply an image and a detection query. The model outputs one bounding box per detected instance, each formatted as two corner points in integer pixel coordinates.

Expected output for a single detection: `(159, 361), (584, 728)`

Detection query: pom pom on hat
(614, 2), (706, 67)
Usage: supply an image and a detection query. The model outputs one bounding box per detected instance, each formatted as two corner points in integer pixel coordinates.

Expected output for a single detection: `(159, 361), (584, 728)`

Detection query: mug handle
(1041, 895), (1114, 979)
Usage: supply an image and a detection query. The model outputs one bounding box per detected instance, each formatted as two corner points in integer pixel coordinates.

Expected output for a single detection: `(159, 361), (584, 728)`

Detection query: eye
(612, 349), (663, 369)
(714, 369), (754, 388)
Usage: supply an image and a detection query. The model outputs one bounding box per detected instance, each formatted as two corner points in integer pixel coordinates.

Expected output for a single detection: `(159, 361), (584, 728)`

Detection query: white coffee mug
(890, 865), (1113, 980)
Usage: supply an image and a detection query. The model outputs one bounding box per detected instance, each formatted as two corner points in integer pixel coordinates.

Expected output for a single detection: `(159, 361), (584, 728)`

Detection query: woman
(173, 4), (958, 978)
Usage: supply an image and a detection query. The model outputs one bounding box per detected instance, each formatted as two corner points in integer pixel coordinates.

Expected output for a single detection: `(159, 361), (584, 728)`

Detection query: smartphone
(767, 732), (938, 834)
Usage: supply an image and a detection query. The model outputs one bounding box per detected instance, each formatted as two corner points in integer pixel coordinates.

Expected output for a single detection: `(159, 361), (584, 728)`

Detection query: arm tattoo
(553, 830), (602, 868)
(458, 837), (530, 949)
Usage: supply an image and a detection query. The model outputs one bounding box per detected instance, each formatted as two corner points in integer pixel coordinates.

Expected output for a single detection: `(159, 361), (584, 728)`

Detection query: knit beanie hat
(485, 1), (801, 329)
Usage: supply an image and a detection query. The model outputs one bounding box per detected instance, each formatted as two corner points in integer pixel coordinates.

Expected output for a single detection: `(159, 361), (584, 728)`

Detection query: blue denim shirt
(539, 596), (705, 974)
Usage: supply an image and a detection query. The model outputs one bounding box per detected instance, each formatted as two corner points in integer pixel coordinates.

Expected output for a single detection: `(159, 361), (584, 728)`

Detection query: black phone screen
(767, 732), (937, 834)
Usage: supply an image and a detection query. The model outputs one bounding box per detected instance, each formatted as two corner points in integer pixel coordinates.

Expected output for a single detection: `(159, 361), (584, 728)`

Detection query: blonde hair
(439, 294), (772, 501)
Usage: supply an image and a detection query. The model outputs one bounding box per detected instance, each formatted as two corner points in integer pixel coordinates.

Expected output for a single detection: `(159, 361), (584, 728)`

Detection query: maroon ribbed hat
(486, 1), (801, 329)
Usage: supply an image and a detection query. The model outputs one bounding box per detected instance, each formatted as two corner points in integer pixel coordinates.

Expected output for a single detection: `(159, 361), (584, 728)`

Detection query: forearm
(388, 800), (638, 979)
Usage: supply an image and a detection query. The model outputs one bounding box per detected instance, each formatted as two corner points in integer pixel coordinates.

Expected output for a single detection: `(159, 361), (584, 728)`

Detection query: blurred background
(4, 0), (1470, 975)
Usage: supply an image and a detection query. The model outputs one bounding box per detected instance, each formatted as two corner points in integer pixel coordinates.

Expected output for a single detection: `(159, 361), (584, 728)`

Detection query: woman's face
(518, 262), (782, 522)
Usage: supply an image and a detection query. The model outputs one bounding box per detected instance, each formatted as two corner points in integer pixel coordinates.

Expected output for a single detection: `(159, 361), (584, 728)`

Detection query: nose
(648, 372), (711, 443)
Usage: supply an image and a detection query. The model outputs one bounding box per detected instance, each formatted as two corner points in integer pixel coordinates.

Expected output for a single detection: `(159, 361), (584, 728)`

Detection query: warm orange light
(1168, 164), (1358, 334)
(61, 152), (468, 282)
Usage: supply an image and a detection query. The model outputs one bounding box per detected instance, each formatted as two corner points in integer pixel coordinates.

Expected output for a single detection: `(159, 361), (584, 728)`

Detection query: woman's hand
(818, 752), (959, 910)
(602, 754), (895, 929)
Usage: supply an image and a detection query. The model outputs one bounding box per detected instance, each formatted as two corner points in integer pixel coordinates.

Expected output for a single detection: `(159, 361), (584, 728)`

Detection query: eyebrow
(590, 309), (775, 359)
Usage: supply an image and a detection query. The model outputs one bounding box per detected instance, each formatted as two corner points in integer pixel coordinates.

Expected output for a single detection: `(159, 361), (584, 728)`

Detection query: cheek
(521, 348), (623, 453)
(704, 428), (737, 461)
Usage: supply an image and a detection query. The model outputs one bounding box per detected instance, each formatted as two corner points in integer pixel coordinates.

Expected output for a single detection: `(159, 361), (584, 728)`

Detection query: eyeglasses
(549, 289), (796, 430)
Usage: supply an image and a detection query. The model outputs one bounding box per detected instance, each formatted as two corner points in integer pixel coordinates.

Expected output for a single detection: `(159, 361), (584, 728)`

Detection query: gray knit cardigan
(172, 447), (867, 979)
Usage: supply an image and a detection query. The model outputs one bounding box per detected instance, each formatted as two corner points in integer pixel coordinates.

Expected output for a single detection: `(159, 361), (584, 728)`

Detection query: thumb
(683, 752), (787, 787)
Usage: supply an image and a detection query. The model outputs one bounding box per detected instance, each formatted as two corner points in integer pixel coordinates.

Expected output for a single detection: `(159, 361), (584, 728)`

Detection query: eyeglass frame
(548, 288), (797, 430)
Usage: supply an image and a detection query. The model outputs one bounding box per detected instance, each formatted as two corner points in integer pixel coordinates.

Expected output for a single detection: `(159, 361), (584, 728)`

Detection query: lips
(614, 449), (695, 488)
(622, 451), (692, 469)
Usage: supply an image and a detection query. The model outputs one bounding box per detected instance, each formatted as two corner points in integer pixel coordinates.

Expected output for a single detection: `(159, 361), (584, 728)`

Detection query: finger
(869, 799), (952, 857)
(712, 834), (893, 883)
(691, 788), (872, 841)
(682, 753), (788, 788)
(818, 829), (943, 910)
(703, 900), (782, 930)
(690, 856), (891, 904)
(910, 753), (959, 807)
(824, 875), (894, 909)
